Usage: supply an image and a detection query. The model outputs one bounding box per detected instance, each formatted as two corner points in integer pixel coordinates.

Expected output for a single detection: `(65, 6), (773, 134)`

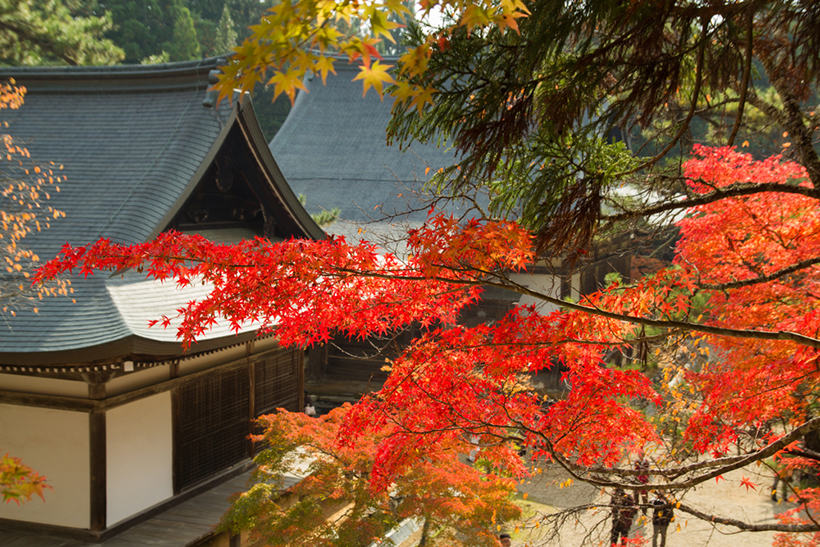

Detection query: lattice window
(255, 349), (300, 416)
(177, 367), (250, 489)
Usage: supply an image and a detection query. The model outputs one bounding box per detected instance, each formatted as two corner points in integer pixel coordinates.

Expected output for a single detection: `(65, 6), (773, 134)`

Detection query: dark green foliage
(79, 0), (288, 137)
(388, 1), (820, 257)
(0, 0), (124, 66)
(212, 4), (237, 56)
(76, 0), (176, 63)
(251, 82), (291, 141)
(194, 16), (217, 58)
(166, 6), (201, 61)
(297, 193), (340, 228)
(188, 0), (275, 39)
(80, 0), (274, 64)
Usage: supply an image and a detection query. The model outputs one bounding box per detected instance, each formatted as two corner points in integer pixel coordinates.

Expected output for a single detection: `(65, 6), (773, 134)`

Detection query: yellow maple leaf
(268, 70), (309, 105)
(399, 44), (432, 77)
(367, 8), (403, 43)
(353, 60), (395, 99)
(314, 25), (343, 52)
(391, 81), (415, 107)
(410, 84), (437, 114)
(383, 0), (412, 19)
(313, 56), (337, 85)
(291, 50), (316, 75)
(461, 3), (490, 35)
(496, 0), (530, 34)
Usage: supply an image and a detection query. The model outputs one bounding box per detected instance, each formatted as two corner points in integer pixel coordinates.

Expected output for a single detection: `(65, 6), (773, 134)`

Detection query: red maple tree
(218, 404), (520, 546)
(35, 146), (820, 542)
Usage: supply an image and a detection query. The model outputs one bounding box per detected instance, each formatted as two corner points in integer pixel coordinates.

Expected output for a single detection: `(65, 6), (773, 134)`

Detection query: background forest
(0, 0), (294, 138)
(73, 0), (408, 139)
(87, 0), (292, 139)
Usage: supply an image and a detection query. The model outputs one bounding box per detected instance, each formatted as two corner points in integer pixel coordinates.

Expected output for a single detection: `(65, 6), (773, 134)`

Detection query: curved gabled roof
(269, 59), (462, 240)
(0, 58), (323, 365)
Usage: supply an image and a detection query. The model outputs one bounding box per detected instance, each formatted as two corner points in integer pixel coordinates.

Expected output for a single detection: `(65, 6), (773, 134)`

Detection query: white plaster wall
(0, 374), (87, 398)
(0, 404), (89, 528)
(571, 271), (582, 301)
(509, 272), (562, 315)
(106, 364), (170, 397)
(106, 392), (173, 526)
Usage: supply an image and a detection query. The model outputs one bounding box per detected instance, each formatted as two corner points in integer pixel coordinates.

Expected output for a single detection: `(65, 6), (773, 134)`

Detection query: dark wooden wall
(174, 347), (302, 491)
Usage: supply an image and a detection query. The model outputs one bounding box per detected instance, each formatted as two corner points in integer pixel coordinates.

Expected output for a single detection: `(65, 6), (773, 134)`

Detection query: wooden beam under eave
(89, 409), (106, 532)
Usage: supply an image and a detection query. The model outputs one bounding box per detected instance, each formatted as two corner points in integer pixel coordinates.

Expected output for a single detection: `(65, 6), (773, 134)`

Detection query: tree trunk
(418, 519), (431, 547)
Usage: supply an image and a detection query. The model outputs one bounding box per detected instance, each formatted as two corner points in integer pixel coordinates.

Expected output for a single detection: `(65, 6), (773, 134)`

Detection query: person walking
(634, 449), (650, 512)
(610, 488), (637, 546)
(651, 493), (674, 547)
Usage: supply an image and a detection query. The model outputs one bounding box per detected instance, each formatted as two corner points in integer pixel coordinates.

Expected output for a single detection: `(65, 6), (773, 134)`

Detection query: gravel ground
(511, 463), (787, 547)
(308, 380), (794, 547)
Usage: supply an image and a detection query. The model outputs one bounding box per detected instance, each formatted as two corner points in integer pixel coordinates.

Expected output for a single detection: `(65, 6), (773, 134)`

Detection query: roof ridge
(0, 56), (226, 76)
(0, 57), (227, 94)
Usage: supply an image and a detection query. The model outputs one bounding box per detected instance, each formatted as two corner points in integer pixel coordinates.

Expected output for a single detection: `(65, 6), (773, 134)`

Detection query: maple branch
(783, 447), (820, 463)
(676, 502), (820, 533)
(535, 417), (820, 491)
(473, 274), (820, 350)
(699, 256), (820, 291)
(536, 498), (820, 536)
(602, 180), (820, 225)
(395, 330), (677, 354)
(328, 264), (820, 349)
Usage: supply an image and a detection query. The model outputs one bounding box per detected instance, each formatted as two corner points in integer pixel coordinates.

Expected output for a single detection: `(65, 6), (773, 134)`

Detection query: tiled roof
(269, 59), (465, 241)
(0, 58), (317, 364)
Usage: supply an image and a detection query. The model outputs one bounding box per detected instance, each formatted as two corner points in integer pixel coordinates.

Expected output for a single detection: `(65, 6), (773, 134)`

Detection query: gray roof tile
(0, 59), (310, 364)
(269, 60), (465, 238)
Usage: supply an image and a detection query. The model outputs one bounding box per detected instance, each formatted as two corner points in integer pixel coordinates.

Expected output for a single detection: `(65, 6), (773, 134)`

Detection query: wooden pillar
(247, 357), (256, 457)
(83, 370), (114, 400)
(89, 409), (106, 532)
(306, 345), (327, 381)
(298, 349), (305, 411)
(171, 388), (181, 495)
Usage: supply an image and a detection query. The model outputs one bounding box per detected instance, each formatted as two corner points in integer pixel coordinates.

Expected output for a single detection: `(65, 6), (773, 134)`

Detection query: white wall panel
(106, 365), (170, 397)
(509, 272), (562, 314)
(0, 374), (87, 398)
(0, 404), (89, 528)
(106, 392), (173, 526)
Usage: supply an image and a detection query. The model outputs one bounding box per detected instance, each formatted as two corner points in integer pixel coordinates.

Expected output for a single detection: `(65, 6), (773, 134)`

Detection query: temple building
(269, 59), (569, 385)
(0, 57), (323, 540)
